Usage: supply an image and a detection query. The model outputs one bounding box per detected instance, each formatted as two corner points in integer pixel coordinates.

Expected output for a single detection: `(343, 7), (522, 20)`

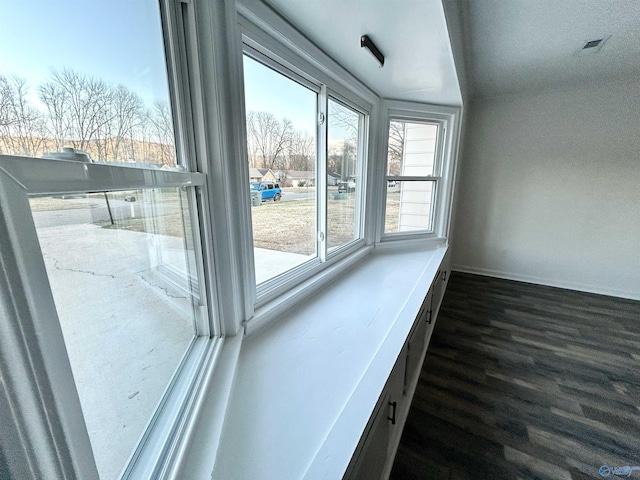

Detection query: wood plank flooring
(390, 272), (640, 480)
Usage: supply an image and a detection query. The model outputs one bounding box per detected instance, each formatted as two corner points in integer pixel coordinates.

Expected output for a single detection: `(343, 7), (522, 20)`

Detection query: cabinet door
(387, 342), (407, 456)
(405, 314), (426, 395)
(431, 270), (444, 319)
(347, 343), (406, 480)
(348, 391), (392, 480)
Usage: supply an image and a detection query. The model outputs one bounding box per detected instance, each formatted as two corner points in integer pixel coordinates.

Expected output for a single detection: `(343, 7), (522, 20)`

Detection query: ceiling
(462, 0), (640, 96)
(263, 0), (462, 106)
(250, 0), (640, 103)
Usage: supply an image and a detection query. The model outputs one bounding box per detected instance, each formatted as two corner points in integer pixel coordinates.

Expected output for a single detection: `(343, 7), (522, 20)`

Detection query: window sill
(179, 242), (447, 479)
(248, 242), (374, 336)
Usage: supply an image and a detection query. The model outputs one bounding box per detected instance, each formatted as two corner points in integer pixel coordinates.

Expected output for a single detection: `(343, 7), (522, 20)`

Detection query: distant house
(249, 168), (277, 183)
(286, 170), (315, 187)
(327, 172), (341, 186)
(272, 170), (340, 187)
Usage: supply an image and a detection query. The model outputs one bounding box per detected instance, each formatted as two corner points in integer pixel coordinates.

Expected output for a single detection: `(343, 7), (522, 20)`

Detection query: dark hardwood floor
(390, 272), (640, 480)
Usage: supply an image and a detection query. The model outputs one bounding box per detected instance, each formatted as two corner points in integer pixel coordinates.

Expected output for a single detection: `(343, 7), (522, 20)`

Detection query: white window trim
(0, 1), (245, 476)
(0, 163), (99, 480)
(0, 156), (222, 479)
(237, 10), (378, 322)
(377, 100), (461, 245)
(182, 0), (256, 336)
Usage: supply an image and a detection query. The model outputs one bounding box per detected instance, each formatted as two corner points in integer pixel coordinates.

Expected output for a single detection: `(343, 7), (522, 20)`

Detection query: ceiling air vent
(583, 39), (602, 49)
(576, 35), (611, 55)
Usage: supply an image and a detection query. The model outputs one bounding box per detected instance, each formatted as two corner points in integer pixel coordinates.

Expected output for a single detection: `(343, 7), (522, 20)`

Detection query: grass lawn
(29, 195), (102, 211)
(31, 189), (401, 255)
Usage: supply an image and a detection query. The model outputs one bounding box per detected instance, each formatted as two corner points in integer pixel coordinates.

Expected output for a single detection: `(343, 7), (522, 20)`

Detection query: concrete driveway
(32, 201), (307, 479)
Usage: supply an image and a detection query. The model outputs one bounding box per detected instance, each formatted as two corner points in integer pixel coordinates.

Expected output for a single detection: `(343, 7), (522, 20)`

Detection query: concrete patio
(33, 207), (307, 479)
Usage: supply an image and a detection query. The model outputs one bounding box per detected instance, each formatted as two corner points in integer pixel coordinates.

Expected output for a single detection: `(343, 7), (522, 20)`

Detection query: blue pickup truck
(250, 182), (282, 201)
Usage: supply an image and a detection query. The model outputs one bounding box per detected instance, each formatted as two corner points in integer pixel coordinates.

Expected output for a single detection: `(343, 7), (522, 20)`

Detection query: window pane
(327, 99), (362, 251)
(387, 121), (438, 176)
(0, 1), (178, 167)
(385, 181), (436, 233)
(30, 188), (200, 480)
(243, 55), (318, 284)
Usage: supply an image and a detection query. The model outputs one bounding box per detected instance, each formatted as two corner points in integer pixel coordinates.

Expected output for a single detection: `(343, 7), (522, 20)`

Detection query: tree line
(0, 68), (176, 166)
(245, 108), (406, 182)
(0, 68), (406, 176)
(246, 103), (363, 182)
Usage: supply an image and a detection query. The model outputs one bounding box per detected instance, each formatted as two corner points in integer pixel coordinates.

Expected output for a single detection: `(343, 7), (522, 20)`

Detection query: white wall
(452, 78), (640, 300)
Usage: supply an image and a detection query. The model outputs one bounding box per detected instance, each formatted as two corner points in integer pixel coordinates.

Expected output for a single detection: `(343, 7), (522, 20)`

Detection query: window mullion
(430, 179), (439, 233)
(355, 113), (367, 239)
(318, 85), (328, 262)
(187, 185), (216, 337)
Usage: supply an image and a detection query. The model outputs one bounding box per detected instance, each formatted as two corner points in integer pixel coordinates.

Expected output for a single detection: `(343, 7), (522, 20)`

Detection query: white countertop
(211, 244), (447, 480)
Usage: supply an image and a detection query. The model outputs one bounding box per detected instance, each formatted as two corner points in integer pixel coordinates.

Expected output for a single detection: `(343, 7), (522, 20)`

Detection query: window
(30, 185), (208, 479)
(241, 45), (369, 297)
(385, 120), (440, 234)
(327, 98), (365, 251)
(380, 102), (459, 243)
(243, 54), (318, 285)
(0, 1), (217, 478)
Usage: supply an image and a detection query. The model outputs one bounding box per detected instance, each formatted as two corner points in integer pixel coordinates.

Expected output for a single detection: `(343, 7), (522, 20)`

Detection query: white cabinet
(347, 342), (407, 480)
(404, 310), (426, 396)
(345, 253), (450, 479)
(348, 391), (392, 480)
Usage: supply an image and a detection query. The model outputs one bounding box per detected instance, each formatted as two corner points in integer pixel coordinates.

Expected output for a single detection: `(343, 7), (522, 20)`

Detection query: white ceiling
(462, 0), (640, 96)
(263, 0), (462, 106)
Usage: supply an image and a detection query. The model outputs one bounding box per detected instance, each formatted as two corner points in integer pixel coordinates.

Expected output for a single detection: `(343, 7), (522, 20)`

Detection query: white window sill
(173, 242), (448, 479)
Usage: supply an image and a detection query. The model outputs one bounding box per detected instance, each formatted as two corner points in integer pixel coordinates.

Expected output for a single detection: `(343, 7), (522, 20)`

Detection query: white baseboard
(451, 264), (640, 301)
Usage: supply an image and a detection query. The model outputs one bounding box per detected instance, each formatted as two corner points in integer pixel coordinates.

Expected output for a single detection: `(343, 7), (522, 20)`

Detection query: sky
(0, 0), (352, 141)
(243, 55), (317, 134)
(0, 0), (171, 107)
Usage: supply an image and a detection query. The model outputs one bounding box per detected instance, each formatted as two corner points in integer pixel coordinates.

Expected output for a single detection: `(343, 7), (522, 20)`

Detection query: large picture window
(243, 54), (318, 284)
(31, 185), (206, 479)
(0, 1), (216, 478)
(242, 49), (368, 295)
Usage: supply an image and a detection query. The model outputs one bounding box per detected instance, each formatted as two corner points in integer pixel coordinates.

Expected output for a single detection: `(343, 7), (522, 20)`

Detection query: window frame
(243, 47), (324, 292)
(0, 156), (220, 479)
(0, 0), (228, 477)
(384, 118), (443, 236)
(326, 94), (368, 255)
(378, 101), (461, 245)
(238, 16), (374, 312)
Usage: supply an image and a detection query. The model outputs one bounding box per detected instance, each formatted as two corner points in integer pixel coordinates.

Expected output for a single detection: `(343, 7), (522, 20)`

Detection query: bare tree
(287, 129), (315, 172)
(246, 111), (293, 169)
(148, 100), (176, 166)
(328, 140), (356, 180)
(387, 120), (405, 176)
(0, 76), (16, 153)
(93, 84), (143, 161)
(327, 101), (360, 180)
(39, 78), (70, 151)
(0, 76), (13, 129)
(39, 68), (113, 154)
(0, 76), (47, 156)
(328, 101), (359, 145)
(110, 85), (143, 161)
(0, 67), (179, 164)
(133, 108), (153, 163)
